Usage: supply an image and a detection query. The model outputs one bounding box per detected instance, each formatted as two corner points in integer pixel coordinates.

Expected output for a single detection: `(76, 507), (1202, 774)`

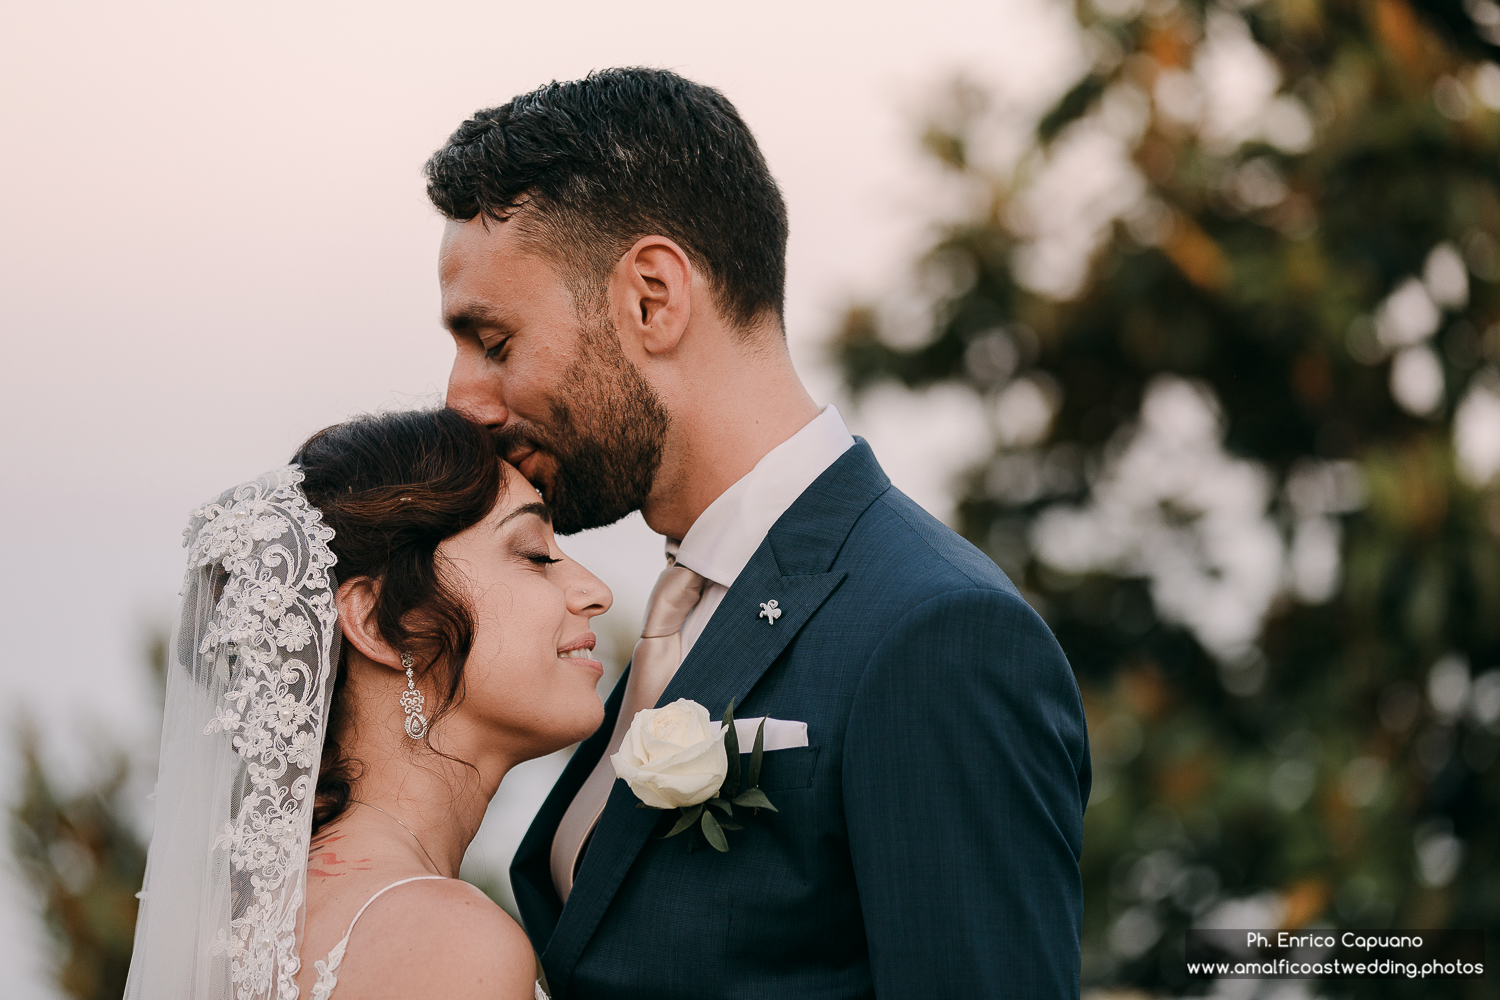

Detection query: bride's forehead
(480, 462), (547, 525)
(499, 460), (542, 496)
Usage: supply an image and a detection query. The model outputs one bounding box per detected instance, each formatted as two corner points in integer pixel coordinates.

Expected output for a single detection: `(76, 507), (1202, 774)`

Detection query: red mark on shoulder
(308, 832), (346, 851)
(307, 834), (374, 875)
(310, 850), (374, 868)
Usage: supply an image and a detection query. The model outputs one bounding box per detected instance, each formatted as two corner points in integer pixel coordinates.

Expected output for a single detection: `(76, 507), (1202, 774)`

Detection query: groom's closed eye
(445, 303), (519, 342)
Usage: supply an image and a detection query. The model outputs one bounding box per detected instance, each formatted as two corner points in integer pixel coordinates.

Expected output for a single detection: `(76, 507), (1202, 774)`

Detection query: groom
(429, 68), (1090, 998)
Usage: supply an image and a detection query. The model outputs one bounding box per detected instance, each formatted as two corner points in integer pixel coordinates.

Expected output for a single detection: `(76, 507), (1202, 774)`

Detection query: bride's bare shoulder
(335, 878), (537, 998)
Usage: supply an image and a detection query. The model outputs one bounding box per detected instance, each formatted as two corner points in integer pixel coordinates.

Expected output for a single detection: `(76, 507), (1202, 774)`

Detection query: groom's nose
(446, 355), (508, 429)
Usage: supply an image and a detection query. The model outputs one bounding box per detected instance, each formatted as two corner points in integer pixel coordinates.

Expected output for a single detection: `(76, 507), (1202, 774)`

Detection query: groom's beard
(493, 318), (670, 535)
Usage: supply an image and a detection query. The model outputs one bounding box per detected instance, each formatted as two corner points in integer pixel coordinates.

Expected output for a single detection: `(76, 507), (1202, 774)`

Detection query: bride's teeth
(563, 648), (594, 659)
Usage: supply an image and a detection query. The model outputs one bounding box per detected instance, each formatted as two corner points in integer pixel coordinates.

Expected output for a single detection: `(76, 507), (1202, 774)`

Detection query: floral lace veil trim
(125, 466), (339, 1000)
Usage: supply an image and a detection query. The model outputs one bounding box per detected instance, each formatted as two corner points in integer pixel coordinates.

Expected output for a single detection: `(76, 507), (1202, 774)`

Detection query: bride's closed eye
(496, 502), (558, 569)
(508, 526), (561, 568)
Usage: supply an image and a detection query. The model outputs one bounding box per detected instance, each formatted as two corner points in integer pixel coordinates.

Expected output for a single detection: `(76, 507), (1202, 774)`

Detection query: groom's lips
(505, 444), (535, 469)
(507, 446), (545, 487)
(517, 453), (563, 504)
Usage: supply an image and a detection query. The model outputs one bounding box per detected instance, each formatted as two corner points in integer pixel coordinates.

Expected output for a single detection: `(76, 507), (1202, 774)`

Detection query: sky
(0, 2), (1083, 993)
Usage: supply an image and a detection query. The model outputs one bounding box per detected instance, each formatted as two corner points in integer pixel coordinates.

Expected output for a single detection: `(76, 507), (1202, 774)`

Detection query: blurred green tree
(831, 0), (1500, 995)
(8, 635), (159, 999)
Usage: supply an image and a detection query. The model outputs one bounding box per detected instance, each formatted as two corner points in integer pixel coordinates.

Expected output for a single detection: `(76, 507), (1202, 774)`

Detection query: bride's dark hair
(291, 407), (504, 833)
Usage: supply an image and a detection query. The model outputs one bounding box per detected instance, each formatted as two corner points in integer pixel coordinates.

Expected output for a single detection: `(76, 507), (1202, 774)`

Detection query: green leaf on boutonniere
(700, 808), (729, 852)
(721, 699), (741, 797)
(716, 819), (745, 831)
(664, 803), (705, 838)
(706, 797), (733, 816)
(731, 787), (778, 812)
(748, 717), (767, 788)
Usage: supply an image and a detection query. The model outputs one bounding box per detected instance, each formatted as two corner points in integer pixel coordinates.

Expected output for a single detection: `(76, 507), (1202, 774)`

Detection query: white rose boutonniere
(610, 698), (727, 809)
(611, 698), (778, 852)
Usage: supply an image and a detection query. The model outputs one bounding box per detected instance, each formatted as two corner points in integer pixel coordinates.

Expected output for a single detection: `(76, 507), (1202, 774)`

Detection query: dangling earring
(400, 652), (428, 740)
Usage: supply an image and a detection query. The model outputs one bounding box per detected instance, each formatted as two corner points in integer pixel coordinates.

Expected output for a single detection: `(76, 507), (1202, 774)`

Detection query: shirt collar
(669, 405), (854, 589)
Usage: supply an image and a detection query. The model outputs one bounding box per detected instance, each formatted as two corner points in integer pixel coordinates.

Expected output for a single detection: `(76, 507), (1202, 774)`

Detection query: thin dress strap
(310, 875), (446, 1000)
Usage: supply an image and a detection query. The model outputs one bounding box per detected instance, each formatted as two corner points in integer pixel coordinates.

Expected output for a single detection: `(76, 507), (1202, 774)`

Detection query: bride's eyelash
(525, 551), (563, 566)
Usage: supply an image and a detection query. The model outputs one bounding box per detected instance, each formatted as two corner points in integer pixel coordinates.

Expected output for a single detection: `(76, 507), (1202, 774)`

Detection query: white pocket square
(731, 717), (808, 752)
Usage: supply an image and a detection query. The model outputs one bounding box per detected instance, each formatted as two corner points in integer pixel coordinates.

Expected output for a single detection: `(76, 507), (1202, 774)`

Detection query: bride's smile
(557, 632), (603, 669)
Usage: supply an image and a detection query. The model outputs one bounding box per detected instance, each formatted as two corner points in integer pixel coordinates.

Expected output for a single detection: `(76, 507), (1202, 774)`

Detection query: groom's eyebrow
(497, 502), (551, 529)
(444, 302), (515, 334)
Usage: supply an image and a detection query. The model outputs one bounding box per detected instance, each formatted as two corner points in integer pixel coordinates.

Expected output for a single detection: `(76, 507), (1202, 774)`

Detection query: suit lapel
(663, 563), (844, 718)
(539, 441), (891, 996)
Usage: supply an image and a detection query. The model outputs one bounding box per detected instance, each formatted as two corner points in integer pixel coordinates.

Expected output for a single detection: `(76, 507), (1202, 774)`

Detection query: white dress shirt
(667, 405), (855, 658)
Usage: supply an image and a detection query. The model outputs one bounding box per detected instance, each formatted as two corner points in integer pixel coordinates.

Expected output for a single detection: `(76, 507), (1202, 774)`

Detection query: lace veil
(125, 466), (339, 999)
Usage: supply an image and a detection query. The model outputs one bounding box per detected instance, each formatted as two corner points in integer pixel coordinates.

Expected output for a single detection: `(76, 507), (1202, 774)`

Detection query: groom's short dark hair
(425, 67), (788, 332)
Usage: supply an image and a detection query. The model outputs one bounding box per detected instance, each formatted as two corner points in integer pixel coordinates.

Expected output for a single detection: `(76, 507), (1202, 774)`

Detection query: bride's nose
(567, 566), (613, 618)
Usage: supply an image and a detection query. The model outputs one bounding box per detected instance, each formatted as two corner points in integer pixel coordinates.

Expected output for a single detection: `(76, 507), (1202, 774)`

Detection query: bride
(123, 407), (612, 999)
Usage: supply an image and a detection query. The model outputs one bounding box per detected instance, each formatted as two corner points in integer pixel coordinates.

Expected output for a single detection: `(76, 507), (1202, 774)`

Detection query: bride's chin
(559, 695), (606, 749)
(581, 693), (607, 731)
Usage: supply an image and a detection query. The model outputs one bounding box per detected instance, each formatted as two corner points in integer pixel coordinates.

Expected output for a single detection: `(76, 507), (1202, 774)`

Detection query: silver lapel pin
(758, 599), (781, 624)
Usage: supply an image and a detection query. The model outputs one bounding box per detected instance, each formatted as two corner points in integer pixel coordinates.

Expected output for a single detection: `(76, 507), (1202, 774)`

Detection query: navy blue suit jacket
(512, 441), (1090, 998)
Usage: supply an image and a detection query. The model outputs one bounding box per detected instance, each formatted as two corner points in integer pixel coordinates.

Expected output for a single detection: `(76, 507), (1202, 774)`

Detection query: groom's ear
(335, 577), (404, 672)
(614, 236), (693, 356)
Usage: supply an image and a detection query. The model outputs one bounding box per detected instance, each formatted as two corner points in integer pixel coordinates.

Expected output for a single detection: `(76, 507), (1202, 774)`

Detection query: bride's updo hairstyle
(291, 408), (504, 832)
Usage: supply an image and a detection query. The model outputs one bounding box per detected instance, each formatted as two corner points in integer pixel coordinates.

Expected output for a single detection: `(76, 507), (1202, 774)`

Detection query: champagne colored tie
(550, 559), (706, 901)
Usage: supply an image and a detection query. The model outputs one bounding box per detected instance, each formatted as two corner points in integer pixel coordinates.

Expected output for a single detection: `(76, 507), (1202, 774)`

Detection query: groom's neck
(640, 326), (818, 542)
